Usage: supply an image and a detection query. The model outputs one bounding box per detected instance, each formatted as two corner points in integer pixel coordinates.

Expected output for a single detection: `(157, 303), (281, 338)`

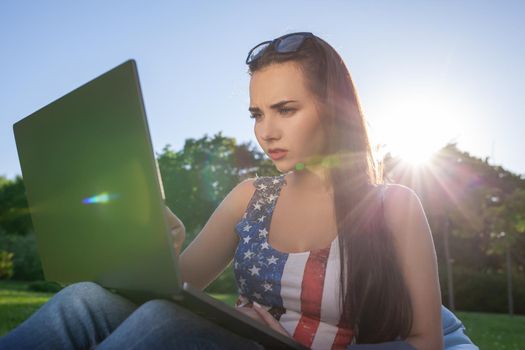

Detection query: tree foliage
(383, 142), (525, 312)
(157, 132), (278, 246)
(0, 176), (33, 236)
(0, 137), (524, 311)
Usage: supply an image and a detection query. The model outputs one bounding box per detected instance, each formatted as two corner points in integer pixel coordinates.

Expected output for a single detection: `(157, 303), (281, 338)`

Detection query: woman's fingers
(164, 206), (185, 230)
(236, 306), (264, 322)
(164, 205), (186, 253)
(252, 302), (291, 338)
(236, 303), (292, 338)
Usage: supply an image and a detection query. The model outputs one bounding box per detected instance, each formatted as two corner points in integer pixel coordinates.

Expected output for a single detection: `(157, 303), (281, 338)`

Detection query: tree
(383, 142), (525, 312)
(156, 132), (277, 293)
(0, 175), (33, 235)
(157, 132), (277, 243)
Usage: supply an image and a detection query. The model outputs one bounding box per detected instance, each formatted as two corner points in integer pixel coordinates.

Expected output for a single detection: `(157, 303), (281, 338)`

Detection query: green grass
(1, 280), (524, 349)
(0, 280), (55, 336)
(456, 311), (525, 350)
(208, 292), (238, 306)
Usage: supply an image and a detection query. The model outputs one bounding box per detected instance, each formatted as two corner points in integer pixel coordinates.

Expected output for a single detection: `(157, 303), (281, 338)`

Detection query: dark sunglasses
(245, 32), (316, 65)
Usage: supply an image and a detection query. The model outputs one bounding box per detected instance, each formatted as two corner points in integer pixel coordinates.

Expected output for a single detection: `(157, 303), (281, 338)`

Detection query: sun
(369, 89), (463, 167)
(393, 142), (437, 166)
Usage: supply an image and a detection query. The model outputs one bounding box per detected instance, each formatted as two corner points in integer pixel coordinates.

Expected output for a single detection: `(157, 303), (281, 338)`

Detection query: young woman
(0, 32), (478, 350)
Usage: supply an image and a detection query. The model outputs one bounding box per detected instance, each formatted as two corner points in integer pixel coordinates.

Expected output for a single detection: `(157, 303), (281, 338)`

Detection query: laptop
(12, 59), (308, 350)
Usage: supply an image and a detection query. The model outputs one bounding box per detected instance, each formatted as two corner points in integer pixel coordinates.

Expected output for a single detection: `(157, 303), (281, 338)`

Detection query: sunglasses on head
(245, 32), (316, 65)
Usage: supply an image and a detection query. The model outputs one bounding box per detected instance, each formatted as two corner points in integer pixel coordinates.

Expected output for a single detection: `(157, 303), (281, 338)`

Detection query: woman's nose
(259, 117), (281, 142)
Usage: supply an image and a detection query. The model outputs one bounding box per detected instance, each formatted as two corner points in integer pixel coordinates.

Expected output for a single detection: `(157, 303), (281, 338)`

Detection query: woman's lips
(269, 149), (288, 160)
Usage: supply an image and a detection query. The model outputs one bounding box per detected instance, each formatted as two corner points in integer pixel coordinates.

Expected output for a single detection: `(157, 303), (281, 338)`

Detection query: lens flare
(295, 162), (305, 170)
(82, 192), (120, 204)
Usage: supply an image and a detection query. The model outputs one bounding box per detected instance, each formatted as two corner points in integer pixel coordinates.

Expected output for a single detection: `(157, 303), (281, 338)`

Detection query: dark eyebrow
(248, 100), (298, 113)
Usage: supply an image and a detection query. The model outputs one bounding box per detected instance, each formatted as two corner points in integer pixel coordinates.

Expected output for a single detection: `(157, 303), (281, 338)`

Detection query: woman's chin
(272, 161), (293, 173)
(273, 161), (302, 174)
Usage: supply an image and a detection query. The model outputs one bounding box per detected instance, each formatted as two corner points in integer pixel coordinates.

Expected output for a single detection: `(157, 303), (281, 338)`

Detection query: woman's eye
(279, 108), (294, 115)
(249, 114), (261, 120)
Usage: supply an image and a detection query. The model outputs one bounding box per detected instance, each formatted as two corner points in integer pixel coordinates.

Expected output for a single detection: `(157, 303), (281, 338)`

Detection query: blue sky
(1, 0), (524, 179)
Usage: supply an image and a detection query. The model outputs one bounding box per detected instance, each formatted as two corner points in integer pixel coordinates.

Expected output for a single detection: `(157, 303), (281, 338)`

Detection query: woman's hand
(236, 302), (291, 338)
(164, 205), (186, 255)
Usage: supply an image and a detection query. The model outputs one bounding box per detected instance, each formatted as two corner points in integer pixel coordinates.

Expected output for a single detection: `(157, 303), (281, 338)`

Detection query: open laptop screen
(13, 60), (181, 299)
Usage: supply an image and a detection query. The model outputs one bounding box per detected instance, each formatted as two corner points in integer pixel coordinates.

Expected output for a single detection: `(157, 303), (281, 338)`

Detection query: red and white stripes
(278, 238), (354, 349)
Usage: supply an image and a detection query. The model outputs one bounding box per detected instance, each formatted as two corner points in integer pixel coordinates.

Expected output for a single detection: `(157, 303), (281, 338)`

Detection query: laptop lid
(13, 60), (310, 349)
(13, 60), (182, 299)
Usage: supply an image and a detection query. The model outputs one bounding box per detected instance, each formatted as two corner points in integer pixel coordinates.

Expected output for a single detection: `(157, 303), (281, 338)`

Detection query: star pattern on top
(233, 174), (289, 308)
(244, 250), (254, 259)
(249, 265), (261, 276)
(267, 255), (279, 265)
(258, 228), (268, 238)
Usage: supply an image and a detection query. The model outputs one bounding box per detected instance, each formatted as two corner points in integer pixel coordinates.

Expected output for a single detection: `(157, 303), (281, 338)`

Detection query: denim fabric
(441, 306), (479, 350)
(0, 281), (265, 350)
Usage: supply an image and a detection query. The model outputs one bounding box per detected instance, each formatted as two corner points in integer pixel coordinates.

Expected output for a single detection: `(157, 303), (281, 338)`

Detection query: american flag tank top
(233, 174), (355, 349)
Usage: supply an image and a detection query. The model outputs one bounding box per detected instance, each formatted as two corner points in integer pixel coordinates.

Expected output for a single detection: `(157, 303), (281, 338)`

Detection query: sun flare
(369, 90), (464, 167)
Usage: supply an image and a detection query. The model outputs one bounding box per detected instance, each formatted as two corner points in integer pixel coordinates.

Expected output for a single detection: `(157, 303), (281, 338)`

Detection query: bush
(27, 280), (63, 293)
(0, 250), (14, 279)
(440, 265), (525, 314)
(0, 233), (43, 281)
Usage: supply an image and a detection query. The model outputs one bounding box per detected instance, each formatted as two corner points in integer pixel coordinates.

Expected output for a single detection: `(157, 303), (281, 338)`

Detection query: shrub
(0, 250), (14, 279)
(0, 233), (44, 281)
(27, 280), (63, 293)
(440, 266), (525, 314)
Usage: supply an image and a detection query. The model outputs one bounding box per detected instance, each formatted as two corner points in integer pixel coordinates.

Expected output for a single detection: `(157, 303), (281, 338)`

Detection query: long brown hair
(247, 33), (413, 343)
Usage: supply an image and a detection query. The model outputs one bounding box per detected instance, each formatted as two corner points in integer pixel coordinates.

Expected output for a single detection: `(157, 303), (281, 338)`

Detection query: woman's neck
(286, 163), (333, 195)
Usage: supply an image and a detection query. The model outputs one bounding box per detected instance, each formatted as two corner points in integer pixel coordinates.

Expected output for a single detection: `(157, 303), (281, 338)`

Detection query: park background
(1, 1), (524, 349)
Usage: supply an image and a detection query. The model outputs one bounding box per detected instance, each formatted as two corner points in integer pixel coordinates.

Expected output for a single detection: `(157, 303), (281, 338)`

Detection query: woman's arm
(382, 184), (444, 350)
(178, 178), (256, 290)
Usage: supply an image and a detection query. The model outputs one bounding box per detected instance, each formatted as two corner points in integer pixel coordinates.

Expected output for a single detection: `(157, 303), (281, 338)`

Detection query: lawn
(1, 280), (524, 349)
(0, 280), (57, 336)
(456, 310), (525, 350)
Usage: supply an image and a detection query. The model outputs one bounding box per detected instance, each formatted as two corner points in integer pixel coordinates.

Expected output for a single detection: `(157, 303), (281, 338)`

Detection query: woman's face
(249, 61), (326, 173)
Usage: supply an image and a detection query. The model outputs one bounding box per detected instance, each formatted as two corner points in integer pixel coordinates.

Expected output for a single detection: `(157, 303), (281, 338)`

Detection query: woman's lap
(0, 281), (264, 350)
(96, 298), (264, 350)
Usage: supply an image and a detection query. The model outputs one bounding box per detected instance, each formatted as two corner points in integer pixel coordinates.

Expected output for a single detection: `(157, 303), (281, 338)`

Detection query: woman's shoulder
(229, 174), (281, 199)
(239, 174), (286, 190)
(230, 177), (257, 200)
(228, 174), (285, 210)
(379, 183), (418, 206)
(379, 183), (427, 237)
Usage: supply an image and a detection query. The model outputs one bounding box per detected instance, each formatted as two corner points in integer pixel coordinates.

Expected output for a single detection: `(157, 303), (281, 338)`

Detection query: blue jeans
(0, 281), (265, 350)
